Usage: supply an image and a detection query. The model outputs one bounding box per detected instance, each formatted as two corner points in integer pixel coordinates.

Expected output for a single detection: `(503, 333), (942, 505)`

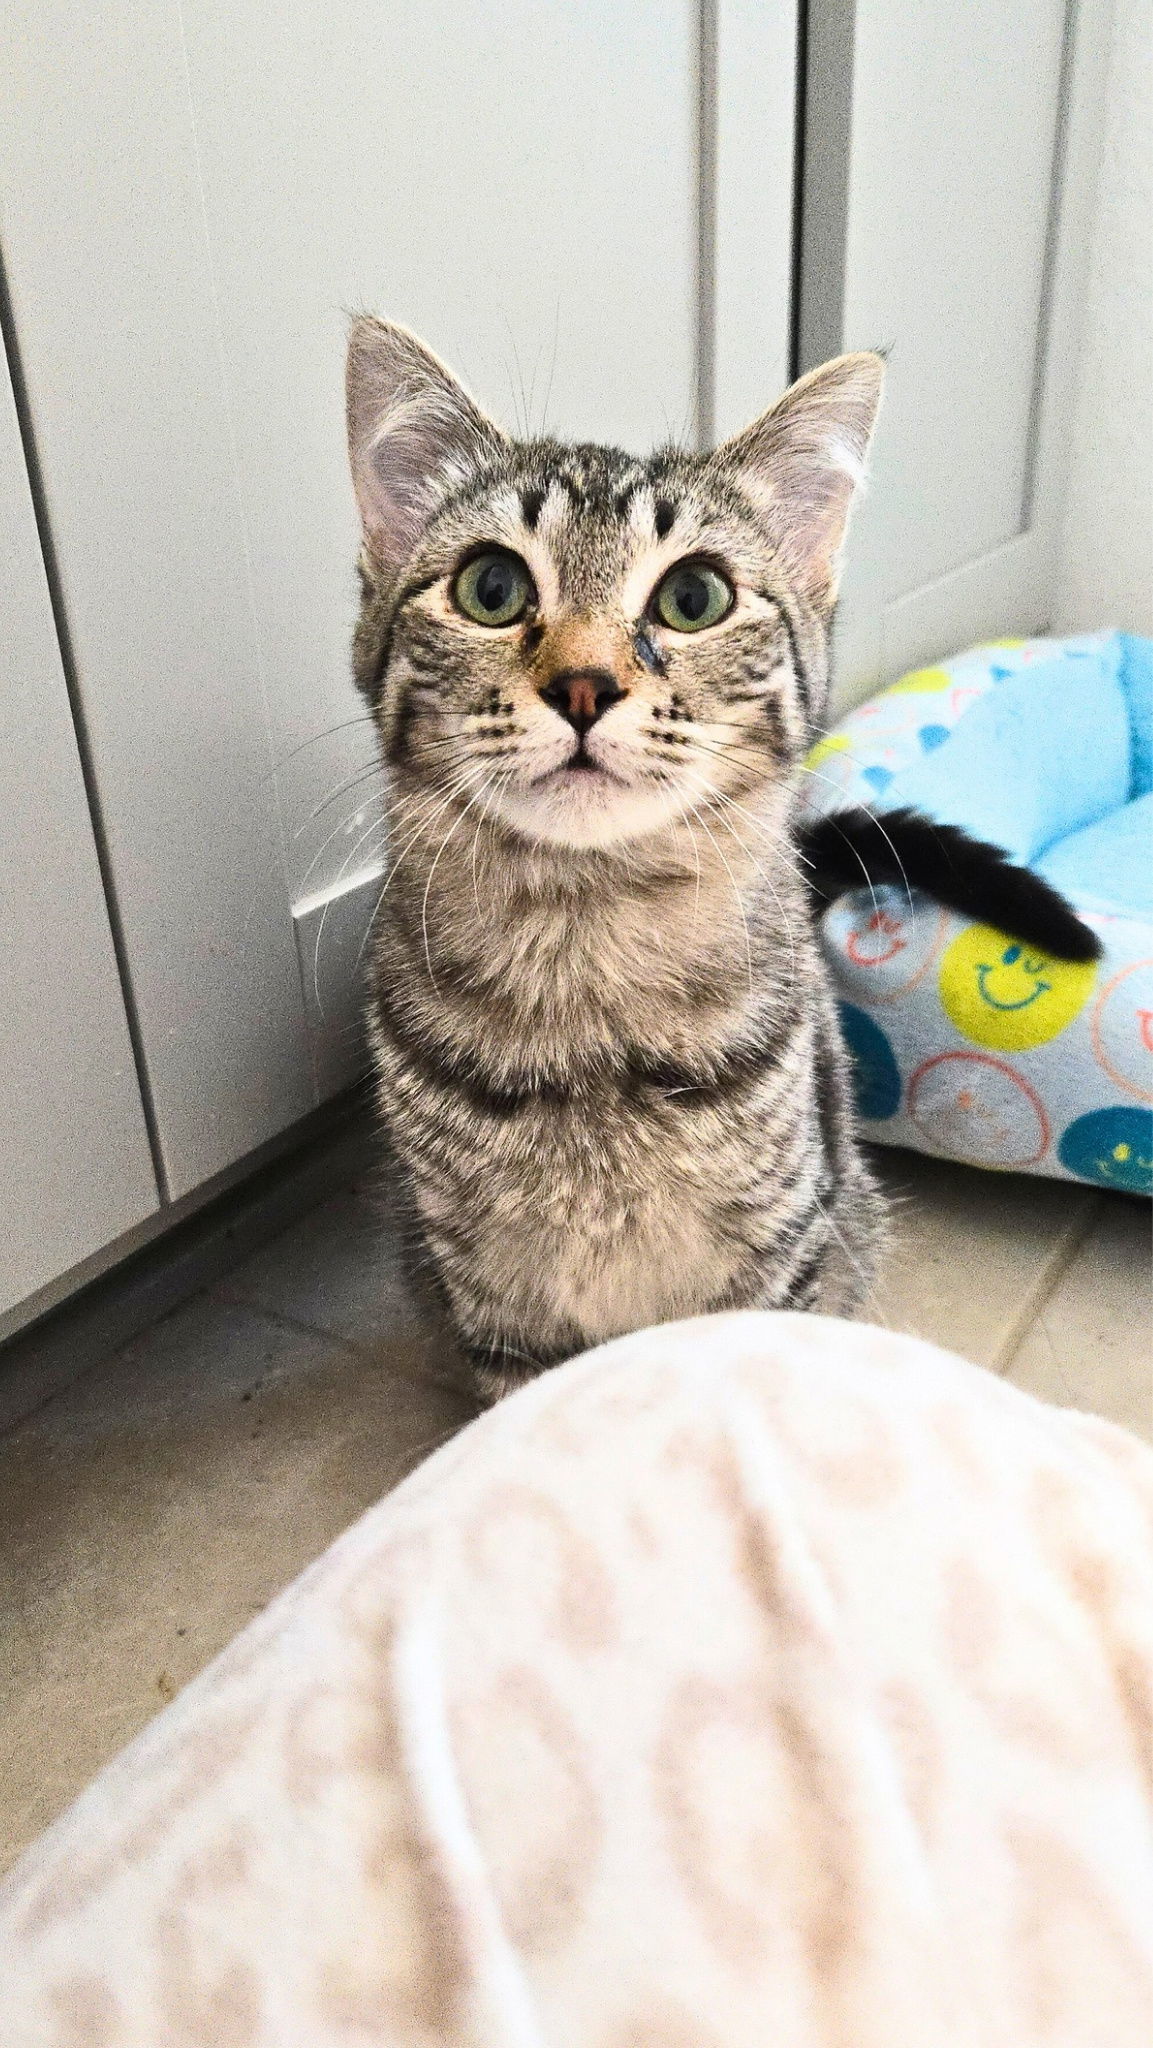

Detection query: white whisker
(297, 759), (386, 835)
(297, 789), (390, 900)
(799, 763), (914, 911)
(418, 767), (508, 992)
(675, 814), (704, 925)
(698, 782), (800, 998)
(261, 712), (379, 784)
(684, 797), (754, 1000)
(329, 768), (487, 1004)
(469, 766), (515, 918)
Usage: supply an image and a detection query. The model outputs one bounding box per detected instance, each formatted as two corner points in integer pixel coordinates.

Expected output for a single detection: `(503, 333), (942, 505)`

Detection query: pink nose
(539, 667), (627, 734)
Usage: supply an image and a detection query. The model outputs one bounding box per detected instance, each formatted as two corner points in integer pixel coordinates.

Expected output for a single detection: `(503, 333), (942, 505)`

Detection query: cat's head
(346, 318), (882, 850)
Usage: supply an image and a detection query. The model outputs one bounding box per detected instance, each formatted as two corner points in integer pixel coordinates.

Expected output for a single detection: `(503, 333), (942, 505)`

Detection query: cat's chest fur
(383, 805), (804, 1063)
(368, 806), (875, 1381)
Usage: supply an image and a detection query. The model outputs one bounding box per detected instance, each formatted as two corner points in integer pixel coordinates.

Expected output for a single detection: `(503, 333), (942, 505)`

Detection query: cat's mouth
(495, 749), (690, 847)
(536, 748), (628, 786)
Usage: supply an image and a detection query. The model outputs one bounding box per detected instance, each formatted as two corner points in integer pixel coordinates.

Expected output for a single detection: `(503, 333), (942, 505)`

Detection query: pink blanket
(1, 1312), (1151, 2044)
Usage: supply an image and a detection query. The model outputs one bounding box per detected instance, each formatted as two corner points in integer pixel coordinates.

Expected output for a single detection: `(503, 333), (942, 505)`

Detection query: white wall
(1052, 0), (1152, 634)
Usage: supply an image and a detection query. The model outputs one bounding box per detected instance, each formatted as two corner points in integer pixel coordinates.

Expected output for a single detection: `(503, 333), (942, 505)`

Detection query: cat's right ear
(711, 352), (884, 610)
(346, 318), (504, 586)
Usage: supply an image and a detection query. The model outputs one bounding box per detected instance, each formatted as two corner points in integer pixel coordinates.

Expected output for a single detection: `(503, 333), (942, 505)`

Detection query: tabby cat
(345, 319), (1096, 1400)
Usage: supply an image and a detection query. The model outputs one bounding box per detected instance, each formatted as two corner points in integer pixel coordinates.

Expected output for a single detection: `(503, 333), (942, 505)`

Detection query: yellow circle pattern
(939, 924), (1097, 1052)
(805, 732), (851, 770)
(881, 665), (952, 697)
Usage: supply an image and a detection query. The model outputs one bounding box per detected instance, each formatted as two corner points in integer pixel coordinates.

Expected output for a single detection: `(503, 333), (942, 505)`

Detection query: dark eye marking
(757, 589), (812, 721)
(522, 621), (545, 657)
(394, 567), (446, 613)
(654, 499), (676, 541)
(634, 627), (668, 676)
(762, 695), (788, 760)
(520, 485), (546, 529)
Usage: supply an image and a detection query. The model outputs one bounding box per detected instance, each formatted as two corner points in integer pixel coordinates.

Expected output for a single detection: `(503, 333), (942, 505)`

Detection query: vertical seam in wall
(793, 0), (855, 374)
(788, 0), (811, 381)
(0, 245), (170, 1203)
(695, 0), (718, 451)
(1020, 0), (1084, 532)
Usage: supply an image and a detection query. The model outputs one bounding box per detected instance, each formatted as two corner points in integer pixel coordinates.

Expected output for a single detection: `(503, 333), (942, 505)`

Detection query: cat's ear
(712, 352), (884, 609)
(346, 317), (505, 585)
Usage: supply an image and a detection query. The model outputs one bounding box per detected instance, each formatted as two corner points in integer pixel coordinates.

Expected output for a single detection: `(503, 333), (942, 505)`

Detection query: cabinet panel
(801, 0), (1112, 703)
(846, 0), (1067, 596)
(2, 0), (754, 1190)
(0, 0), (317, 1200)
(0, 353), (158, 1315)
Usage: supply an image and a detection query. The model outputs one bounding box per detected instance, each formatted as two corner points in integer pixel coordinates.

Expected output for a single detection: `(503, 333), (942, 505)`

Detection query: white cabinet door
(0, 0), (795, 1195)
(800, 0), (1114, 705)
(0, 352), (158, 1318)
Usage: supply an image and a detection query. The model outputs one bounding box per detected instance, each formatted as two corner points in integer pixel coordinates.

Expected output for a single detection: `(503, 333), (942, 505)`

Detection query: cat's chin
(491, 768), (690, 850)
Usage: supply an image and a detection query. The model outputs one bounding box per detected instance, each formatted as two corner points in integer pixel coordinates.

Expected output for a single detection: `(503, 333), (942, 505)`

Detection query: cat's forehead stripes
(520, 485), (547, 531)
(511, 456), (683, 541)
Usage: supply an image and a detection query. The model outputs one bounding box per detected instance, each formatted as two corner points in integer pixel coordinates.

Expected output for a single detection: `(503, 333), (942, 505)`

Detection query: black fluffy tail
(799, 805), (1101, 963)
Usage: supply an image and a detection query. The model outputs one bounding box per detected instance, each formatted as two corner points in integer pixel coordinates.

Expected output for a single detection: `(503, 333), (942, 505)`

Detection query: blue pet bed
(802, 632), (1153, 1192)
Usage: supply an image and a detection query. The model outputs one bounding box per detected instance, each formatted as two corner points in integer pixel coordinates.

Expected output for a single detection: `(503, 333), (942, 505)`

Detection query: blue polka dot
(861, 765), (893, 796)
(918, 723), (949, 752)
(838, 1004), (902, 1120)
(989, 664), (1014, 681)
(1057, 1106), (1153, 1194)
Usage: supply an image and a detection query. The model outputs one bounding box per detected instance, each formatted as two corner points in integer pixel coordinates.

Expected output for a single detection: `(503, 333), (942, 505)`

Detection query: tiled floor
(0, 1144), (1149, 1875)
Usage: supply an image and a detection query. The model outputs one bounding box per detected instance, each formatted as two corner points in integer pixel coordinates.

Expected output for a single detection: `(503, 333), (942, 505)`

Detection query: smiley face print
(1058, 1107), (1153, 1194)
(908, 1052), (1050, 1169)
(825, 890), (948, 1004)
(940, 924), (1097, 1052)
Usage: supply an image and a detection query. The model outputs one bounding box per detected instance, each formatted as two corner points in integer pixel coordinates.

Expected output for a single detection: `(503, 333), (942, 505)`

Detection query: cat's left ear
(712, 352), (884, 610)
(346, 316), (505, 588)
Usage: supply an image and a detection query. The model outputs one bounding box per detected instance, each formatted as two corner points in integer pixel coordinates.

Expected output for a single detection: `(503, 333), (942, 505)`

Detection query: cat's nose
(539, 668), (627, 734)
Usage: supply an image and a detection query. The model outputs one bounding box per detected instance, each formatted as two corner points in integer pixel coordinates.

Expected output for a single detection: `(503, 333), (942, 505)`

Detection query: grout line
(993, 1189), (1103, 1378)
(1019, 1302), (1082, 1410)
(0, 1339), (143, 1446)
(213, 1291), (473, 1412)
(210, 1289), (371, 1361)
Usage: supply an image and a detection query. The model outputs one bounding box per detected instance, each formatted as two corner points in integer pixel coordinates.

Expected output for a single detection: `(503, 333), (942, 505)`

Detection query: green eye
(653, 560), (734, 633)
(453, 550), (534, 627)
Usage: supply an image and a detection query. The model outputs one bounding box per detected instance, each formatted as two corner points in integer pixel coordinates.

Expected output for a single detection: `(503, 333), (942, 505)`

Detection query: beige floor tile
(215, 1181), (413, 1351)
(864, 1146), (1101, 1370)
(0, 1288), (475, 1874)
(1004, 1194), (1153, 1440)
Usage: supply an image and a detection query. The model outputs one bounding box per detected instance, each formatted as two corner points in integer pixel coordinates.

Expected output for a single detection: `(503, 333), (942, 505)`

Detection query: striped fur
(347, 320), (887, 1399)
